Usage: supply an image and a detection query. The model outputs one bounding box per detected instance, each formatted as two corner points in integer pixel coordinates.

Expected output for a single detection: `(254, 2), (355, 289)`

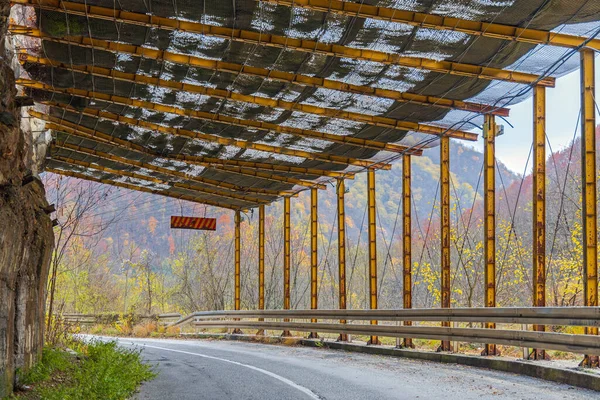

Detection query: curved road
(113, 337), (594, 400)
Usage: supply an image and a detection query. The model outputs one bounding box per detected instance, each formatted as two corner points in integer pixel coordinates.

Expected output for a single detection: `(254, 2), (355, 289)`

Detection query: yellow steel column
(440, 136), (452, 352)
(235, 210), (241, 311)
(257, 205), (265, 335)
(233, 210), (243, 334)
(308, 188), (319, 339)
(580, 49), (598, 368)
(367, 169), (380, 345)
(482, 115), (498, 356)
(337, 179), (348, 341)
(282, 196), (292, 336)
(531, 85), (548, 360)
(259, 205), (265, 311)
(402, 155), (414, 348)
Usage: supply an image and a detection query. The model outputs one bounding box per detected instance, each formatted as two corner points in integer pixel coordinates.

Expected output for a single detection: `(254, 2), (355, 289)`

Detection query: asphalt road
(111, 337), (595, 400)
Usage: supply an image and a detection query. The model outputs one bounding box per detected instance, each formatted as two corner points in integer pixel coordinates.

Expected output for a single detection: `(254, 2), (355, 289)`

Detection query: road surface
(111, 337), (594, 399)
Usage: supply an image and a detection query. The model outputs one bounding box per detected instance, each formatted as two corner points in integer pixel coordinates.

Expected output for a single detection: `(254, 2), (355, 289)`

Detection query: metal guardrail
(172, 308), (600, 356)
(62, 313), (182, 325)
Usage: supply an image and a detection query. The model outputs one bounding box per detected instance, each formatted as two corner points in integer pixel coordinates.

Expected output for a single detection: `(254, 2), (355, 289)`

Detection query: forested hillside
(45, 131), (593, 317)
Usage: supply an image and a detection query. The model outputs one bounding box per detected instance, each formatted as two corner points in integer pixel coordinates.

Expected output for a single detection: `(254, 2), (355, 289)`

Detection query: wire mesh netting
(10, 0), (600, 208)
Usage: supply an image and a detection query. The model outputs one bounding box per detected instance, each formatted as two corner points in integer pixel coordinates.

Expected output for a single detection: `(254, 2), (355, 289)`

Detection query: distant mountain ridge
(74, 140), (520, 261)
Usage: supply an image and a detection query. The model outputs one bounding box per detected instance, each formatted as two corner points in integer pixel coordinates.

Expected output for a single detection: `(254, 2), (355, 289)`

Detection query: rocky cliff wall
(0, 0), (54, 396)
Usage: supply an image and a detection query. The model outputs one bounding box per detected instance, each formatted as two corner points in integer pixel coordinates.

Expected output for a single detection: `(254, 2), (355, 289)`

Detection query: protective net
(11, 0), (600, 208)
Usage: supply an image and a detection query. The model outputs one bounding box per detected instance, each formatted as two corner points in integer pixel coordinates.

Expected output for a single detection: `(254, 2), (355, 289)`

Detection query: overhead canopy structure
(9, 0), (600, 210)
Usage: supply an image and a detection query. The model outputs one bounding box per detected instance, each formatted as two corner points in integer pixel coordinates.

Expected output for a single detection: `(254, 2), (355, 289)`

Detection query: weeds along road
(108, 337), (594, 400)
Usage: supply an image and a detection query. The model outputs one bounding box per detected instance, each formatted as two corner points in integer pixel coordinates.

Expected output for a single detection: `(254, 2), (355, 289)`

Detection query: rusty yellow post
(440, 136), (452, 352)
(337, 179), (348, 341)
(282, 196), (292, 336)
(256, 205), (265, 335)
(367, 169), (380, 345)
(235, 210), (241, 311)
(482, 115), (498, 356)
(259, 205), (265, 311)
(402, 155), (414, 348)
(308, 188), (319, 339)
(531, 85), (548, 360)
(580, 49), (598, 368)
(233, 210), (243, 334)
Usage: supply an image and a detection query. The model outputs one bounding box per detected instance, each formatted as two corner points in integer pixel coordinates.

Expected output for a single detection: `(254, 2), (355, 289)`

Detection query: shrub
(165, 326), (181, 337)
(19, 339), (155, 400)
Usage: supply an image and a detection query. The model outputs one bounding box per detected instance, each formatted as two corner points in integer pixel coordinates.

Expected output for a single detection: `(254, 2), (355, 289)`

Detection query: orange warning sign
(170, 216), (217, 231)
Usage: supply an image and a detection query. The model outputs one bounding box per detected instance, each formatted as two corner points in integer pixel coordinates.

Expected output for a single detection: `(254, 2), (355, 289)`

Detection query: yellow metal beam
(439, 135), (451, 352)
(260, 0), (600, 51)
(15, 38), (509, 118)
(367, 169), (380, 345)
(51, 154), (263, 205)
(39, 115), (329, 189)
(282, 196), (292, 337)
(483, 114), (498, 357)
(580, 49), (598, 368)
(45, 167), (244, 211)
(52, 141), (286, 197)
(19, 54), (473, 143)
(531, 85), (547, 361)
(44, 102), (352, 179)
(337, 178), (348, 342)
(20, 79), (391, 169)
(10, 19), (553, 86)
(402, 154), (413, 349)
(235, 210), (242, 311)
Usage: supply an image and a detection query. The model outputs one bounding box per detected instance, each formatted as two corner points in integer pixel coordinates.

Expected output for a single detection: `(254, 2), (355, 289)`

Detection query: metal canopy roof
(9, 0), (600, 210)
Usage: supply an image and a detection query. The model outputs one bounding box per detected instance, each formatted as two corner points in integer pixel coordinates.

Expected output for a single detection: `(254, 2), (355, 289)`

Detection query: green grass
(10, 340), (155, 400)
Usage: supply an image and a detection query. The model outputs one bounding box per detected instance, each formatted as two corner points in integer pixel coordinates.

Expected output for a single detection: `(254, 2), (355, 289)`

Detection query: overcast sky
(464, 55), (600, 175)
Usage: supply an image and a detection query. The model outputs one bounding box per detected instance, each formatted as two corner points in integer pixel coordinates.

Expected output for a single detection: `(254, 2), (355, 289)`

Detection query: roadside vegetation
(6, 338), (155, 400)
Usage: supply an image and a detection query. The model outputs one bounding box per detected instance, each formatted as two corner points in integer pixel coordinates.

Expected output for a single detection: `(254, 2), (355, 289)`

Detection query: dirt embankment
(0, 0), (54, 396)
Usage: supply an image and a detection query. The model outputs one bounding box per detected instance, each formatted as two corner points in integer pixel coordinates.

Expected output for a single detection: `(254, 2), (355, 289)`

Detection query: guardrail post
(530, 85), (548, 360)
(308, 188), (319, 339)
(337, 179), (348, 341)
(233, 210), (243, 334)
(580, 48), (598, 368)
(257, 204), (265, 336)
(282, 196), (292, 337)
(482, 115), (498, 356)
(439, 136), (452, 352)
(402, 155), (414, 348)
(367, 169), (380, 345)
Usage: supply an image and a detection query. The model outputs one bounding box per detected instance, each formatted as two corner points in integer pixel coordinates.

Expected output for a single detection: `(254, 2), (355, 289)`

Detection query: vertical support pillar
(233, 210), (243, 334)
(308, 188), (319, 339)
(483, 115), (498, 356)
(580, 49), (598, 368)
(531, 85), (548, 360)
(367, 169), (380, 345)
(439, 136), (452, 352)
(235, 210), (241, 311)
(337, 179), (348, 341)
(257, 205), (265, 335)
(282, 196), (292, 337)
(402, 155), (414, 348)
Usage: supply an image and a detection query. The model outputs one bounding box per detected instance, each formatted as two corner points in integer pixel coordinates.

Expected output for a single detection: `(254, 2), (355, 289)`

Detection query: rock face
(0, 1), (54, 396)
